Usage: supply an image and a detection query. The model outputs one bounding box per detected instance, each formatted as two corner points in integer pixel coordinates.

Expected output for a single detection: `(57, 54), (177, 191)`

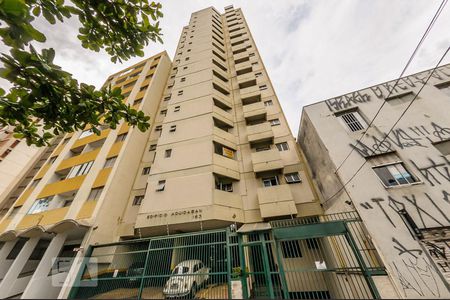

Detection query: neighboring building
(0, 126), (53, 216)
(0, 52), (171, 298)
(299, 64), (450, 298)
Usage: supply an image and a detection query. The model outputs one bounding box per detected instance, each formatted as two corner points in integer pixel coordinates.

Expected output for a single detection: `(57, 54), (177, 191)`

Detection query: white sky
(1, 1), (449, 135)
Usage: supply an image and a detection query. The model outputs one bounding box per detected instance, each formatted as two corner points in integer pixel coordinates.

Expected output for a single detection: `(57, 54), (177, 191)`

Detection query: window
(164, 95), (171, 101)
(285, 172), (301, 184)
(262, 176), (279, 187)
(134, 98), (143, 105)
(178, 90), (184, 96)
(62, 199), (73, 207)
(269, 119), (281, 126)
(79, 129), (94, 139)
(185, 57), (190, 61)
(255, 144), (271, 152)
(1, 149), (11, 158)
(7, 239), (27, 259)
(264, 100), (273, 106)
(104, 156), (117, 168)
(215, 177), (233, 192)
(28, 197), (52, 214)
(216, 181), (233, 192)
(435, 81), (450, 97)
(183, 66), (188, 70)
(306, 238), (320, 249)
(433, 140), (450, 156)
(181, 77), (186, 82)
(339, 111), (366, 132)
(88, 187), (103, 201)
(10, 140), (20, 148)
(30, 179), (41, 187)
(155, 125), (162, 132)
(165, 149), (172, 158)
(281, 241), (302, 258)
(156, 180), (166, 191)
(174, 106), (181, 112)
(170, 125), (177, 132)
(160, 109), (167, 116)
(142, 167), (151, 175)
(116, 133), (127, 142)
(149, 144), (157, 151)
(276, 142), (289, 151)
(132, 195), (144, 206)
(67, 161), (94, 179)
(373, 162), (418, 187)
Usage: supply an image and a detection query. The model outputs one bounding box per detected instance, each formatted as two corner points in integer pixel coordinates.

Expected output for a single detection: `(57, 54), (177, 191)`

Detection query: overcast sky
(1, 1), (449, 135)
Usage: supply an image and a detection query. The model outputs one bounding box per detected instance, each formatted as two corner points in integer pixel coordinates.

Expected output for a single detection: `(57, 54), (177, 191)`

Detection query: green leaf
(32, 6), (41, 16)
(1, 0), (27, 17)
(42, 9), (56, 24)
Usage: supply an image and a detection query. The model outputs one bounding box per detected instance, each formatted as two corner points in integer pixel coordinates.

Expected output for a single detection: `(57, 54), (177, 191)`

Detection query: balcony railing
(251, 149), (283, 173)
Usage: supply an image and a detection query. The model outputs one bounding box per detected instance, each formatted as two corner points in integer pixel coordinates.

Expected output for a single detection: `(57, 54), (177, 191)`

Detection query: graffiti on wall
(359, 190), (450, 229)
(359, 185), (450, 297)
(391, 237), (442, 297)
(325, 65), (450, 112)
(410, 156), (450, 187)
(350, 123), (450, 158)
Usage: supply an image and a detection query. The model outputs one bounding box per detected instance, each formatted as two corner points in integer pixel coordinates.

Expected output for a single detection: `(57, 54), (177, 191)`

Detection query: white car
(163, 260), (210, 298)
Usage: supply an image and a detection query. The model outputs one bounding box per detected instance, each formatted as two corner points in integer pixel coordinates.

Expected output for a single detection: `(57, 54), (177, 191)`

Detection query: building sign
(222, 147), (234, 159)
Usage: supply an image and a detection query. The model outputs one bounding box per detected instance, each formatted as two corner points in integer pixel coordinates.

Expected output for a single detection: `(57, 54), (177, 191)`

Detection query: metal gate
(69, 212), (385, 299)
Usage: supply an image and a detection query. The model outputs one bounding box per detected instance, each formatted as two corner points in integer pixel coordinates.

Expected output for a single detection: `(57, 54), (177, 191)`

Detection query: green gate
(69, 212), (385, 299)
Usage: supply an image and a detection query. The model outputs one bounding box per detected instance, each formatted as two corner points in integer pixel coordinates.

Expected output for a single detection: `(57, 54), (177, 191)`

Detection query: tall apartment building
(0, 52), (171, 298)
(299, 64), (450, 298)
(130, 5), (322, 237)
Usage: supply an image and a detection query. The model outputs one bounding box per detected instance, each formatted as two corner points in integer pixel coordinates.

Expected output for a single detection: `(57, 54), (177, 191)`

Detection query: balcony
(240, 85), (260, 96)
(213, 127), (237, 146)
(213, 106), (233, 124)
(251, 149), (283, 173)
(247, 122), (274, 145)
(214, 189), (242, 209)
(212, 90), (232, 107)
(257, 185), (297, 219)
(237, 73), (256, 86)
(213, 154), (239, 180)
(235, 60), (252, 74)
(243, 101), (266, 121)
(71, 129), (110, 149)
(38, 175), (86, 198)
(233, 51), (249, 62)
(56, 148), (100, 172)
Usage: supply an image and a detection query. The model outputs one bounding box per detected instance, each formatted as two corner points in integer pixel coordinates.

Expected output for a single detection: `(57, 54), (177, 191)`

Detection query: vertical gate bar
(344, 223), (380, 299)
(237, 234), (249, 299)
(259, 232), (275, 299)
(226, 229), (232, 299)
(137, 239), (152, 300)
(67, 245), (93, 299)
(274, 240), (290, 299)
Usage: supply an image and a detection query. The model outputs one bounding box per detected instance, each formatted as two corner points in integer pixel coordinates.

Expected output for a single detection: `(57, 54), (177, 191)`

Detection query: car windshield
(172, 266), (189, 274)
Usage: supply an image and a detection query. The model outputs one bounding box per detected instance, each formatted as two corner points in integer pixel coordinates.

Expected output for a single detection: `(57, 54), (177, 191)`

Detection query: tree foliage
(0, 0), (163, 146)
